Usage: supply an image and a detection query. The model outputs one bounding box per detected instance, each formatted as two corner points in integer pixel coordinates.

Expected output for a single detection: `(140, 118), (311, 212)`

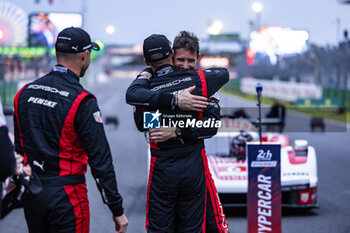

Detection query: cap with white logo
(55, 27), (100, 53)
(143, 34), (172, 62)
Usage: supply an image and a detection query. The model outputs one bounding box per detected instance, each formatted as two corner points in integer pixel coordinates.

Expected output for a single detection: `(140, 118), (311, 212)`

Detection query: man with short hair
(173, 30), (200, 70)
(126, 34), (229, 232)
(173, 30), (229, 233)
(14, 27), (128, 233)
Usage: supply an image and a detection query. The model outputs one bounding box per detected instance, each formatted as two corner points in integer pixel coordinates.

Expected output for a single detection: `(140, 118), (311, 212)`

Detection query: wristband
(171, 93), (178, 110)
(175, 94), (178, 107)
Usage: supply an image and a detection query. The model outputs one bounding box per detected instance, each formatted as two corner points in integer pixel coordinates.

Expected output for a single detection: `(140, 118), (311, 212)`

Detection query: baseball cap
(143, 34), (172, 62)
(55, 27), (100, 53)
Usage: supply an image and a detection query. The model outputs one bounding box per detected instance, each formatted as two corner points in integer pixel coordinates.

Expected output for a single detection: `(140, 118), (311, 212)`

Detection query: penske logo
(27, 97), (57, 108)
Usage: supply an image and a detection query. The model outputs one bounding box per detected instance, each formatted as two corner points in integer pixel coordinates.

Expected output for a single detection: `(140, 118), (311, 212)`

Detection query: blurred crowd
(0, 54), (54, 81)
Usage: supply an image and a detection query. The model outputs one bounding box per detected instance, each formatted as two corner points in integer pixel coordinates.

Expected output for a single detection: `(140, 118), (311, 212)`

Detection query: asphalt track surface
(1, 77), (350, 233)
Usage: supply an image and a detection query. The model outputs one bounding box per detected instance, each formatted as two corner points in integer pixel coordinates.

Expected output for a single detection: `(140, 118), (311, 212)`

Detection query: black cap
(55, 27), (100, 53)
(143, 34), (172, 62)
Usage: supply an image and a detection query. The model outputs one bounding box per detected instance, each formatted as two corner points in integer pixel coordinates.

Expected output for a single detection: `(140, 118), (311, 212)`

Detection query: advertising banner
(241, 78), (322, 102)
(247, 144), (281, 233)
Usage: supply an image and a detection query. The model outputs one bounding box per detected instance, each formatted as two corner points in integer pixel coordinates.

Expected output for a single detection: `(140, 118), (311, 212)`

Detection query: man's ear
(85, 50), (91, 60)
(171, 50), (175, 63)
(196, 53), (201, 68)
(80, 52), (86, 62)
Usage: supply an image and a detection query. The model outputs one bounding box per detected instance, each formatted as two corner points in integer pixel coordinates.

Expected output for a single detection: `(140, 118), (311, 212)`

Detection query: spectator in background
(0, 98), (31, 217)
(0, 98), (15, 182)
(232, 108), (250, 119)
(266, 100), (286, 132)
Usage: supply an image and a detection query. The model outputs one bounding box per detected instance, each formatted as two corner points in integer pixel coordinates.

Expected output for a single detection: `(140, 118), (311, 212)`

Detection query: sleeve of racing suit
(178, 97), (221, 141)
(74, 96), (124, 216)
(203, 67), (230, 97)
(125, 67), (173, 107)
(133, 106), (147, 132)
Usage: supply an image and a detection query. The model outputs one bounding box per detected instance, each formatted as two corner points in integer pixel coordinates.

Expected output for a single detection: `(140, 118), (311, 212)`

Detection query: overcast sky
(8, 0), (350, 46)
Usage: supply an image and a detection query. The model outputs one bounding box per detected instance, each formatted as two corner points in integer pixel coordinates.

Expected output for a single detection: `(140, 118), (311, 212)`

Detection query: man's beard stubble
(79, 64), (89, 77)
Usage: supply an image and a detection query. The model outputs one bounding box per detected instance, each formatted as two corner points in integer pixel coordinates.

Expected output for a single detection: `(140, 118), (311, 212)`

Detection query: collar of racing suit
(52, 65), (80, 82)
(154, 64), (176, 77)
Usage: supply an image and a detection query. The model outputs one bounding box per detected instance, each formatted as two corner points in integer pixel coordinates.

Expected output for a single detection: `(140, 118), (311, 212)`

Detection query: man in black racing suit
(14, 27), (128, 233)
(0, 98), (15, 183)
(0, 98), (16, 216)
(126, 34), (229, 233)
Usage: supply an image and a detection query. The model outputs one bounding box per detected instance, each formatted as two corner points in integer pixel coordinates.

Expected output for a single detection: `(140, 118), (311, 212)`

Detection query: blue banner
(247, 144), (281, 233)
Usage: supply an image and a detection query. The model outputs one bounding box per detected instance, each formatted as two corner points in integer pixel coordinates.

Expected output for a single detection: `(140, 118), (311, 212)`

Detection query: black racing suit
(14, 65), (124, 233)
(0, 127), (15, 182)
(0, 100), (16, 215)
(0, 99), (15, 182)
(126, 65), (229, 233)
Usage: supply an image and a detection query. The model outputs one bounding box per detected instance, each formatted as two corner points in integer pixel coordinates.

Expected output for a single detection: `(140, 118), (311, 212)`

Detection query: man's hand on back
(178, 86), (208, 112)
(149, 127), (177, 143)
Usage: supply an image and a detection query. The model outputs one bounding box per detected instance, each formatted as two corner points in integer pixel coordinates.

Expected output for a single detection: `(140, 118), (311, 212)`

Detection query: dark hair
(148, 55), (173, 70)
(173, 31), (200, 56)
(55, 42), (71, 53)
(56, 51), (80, 61)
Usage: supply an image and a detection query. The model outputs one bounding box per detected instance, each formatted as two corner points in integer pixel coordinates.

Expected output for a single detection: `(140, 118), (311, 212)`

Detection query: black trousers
(24, 182), (89, 233)
(146, 145), (229, 233)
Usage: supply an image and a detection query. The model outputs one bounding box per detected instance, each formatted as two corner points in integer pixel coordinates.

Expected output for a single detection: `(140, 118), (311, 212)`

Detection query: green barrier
(0, 81), (18, 107)
(0, 46), (104, 61)
(295, 98), (339, 108)
(222, 78), (241, 93)
(323, 87), (350, 110)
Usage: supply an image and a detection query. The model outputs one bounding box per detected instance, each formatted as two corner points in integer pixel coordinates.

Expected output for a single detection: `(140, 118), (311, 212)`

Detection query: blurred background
(0, 0), (349, 112)
(0, 1), (349, 232)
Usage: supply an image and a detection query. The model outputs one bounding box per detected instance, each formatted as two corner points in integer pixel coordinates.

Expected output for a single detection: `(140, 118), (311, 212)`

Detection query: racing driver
(126, 33), (229, 232)
(13, 27), (128, 233)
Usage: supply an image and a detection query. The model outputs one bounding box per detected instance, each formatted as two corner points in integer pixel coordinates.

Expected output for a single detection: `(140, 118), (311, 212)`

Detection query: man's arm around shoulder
(202, 67), (229, 97)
